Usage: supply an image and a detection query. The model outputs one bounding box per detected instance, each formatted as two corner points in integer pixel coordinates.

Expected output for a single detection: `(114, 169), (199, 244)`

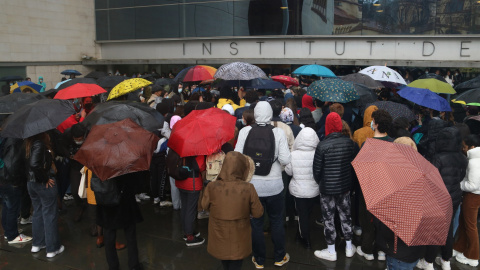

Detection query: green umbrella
(407, 79), (456, 94)
(307, 78), (359, 103)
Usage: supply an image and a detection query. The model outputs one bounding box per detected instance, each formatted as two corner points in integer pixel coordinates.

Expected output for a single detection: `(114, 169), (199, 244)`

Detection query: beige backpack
(205, 151), (226, 181)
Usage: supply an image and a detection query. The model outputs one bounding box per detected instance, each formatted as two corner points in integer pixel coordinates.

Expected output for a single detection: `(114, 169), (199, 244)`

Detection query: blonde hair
(394, 137), (417, 151)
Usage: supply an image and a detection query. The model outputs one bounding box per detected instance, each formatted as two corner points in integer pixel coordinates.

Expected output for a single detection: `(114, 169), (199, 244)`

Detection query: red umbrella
(74, 118), (159, 181)
(168, 107), (236, 157)
(183, 66), (217, 82)
(54, 83), (106, 100)
(351, 138), (452, 247)
(271, 75), (299, 87)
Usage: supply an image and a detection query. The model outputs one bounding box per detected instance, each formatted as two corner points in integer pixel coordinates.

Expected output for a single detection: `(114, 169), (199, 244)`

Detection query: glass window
(135, 6), (181, 39)
(95, 0), (108, 9)
(109, 9), (135, 40)
(96, 10), (109, 40)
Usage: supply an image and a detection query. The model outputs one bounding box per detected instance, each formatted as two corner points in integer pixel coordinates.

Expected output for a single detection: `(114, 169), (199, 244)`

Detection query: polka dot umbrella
(107, 78), (152, 101)
(307, 78), (359, 103)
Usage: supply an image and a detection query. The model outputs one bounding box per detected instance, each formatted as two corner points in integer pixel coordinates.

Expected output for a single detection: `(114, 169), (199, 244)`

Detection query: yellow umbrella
(107, 78), (152, 101)
(9, 81), (41, 94)
(407, 79), (456, 94)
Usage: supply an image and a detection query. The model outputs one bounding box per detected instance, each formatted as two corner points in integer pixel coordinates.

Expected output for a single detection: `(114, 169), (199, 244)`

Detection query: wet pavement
(0, 201), (477, 270)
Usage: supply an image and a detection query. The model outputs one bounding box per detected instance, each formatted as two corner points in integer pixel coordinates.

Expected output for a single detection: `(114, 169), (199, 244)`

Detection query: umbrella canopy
(0, 76), (23, 82)
(10, 81), (42, 93)
(107, 78), (152, 101)
(55, 79), (71, 89)
(140, 73), (161, 80)
(96, 76), (128, 88)
(249, 79), (285, 90)
(397, 87), (451, 112)
(0, 93), (45, 114)
(366, 101), (415, 121)
(54, 83), (107, 100)
(214, 62), (268, 81)
(168, 108), (236, 157)
(1, 99), (75, 139)
(352, 139), (452, 246)
(39, 88), (58, 97)
(407, 79), (456, 94)
(359, 66), (407, 86)
(74, 118), (159, 181)
(352, 83), (378, 107)
(174, 65), (217, 83)
(56, 78), (97, 90)
(455, 76), (480, 92)
(61, 69), (81, 76)
(341, 73), (384, 89)
(81, 101), (164, 132)
(452, 88), (480, 105)
(271, 75), (299, 87)
(153, 78), (174, 86)
(292, 64), (336, 77)
(85, 71), (108, 79)
(307, 78), (359, 103)
(418, 73), (448, 83)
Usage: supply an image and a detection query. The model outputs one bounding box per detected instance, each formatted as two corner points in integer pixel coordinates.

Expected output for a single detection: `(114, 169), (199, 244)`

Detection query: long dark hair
(299, 108), (316, 130)
(25, 132), (54, 159)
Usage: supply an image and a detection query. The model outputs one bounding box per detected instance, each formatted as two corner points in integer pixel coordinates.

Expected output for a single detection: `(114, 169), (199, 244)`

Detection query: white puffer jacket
(286, 127), (320, 198)
(461, 147), (480, 195)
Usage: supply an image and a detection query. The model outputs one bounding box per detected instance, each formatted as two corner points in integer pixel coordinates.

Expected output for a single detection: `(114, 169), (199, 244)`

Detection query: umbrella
(107, 78), (152, 101)
(249, 79), (285, 90)
(352, 83), (378, 107)
(1, 99), (75, 139)
(452, 88), (480, 105)
(74, 118), (159, 181)
(397, 87), (451, 112)
(61, 69), (82, 76)
(455, 76), (480, 92)
(271, 75), (299, 87)
(418, 73), (448, 83)
(359, 66), (407, 86)
(153, 78), (174, 86)
(0, 76), (23, 82)
(168, 107), (236, 157)
(56, 78), (97, 90)
(341, 73), (384, 89)
(174, 65), (217, 83)
(96, 76), (128, 88)
(352, 139), (452, 246)
(140, 73), (161, 80)
(366, 101), (415, 121)
(39, 88), (58, 97)
(407, 79), (456, 94)
(85, 71), (108, 79)
(0, 93), (45, 114)
(81, 101), (164, 132)
(214, 62), (268, 81)
(307, 78), (359, 103)
(292, 64), (336, 78)
(54, 83), (107, 100)
(55, 79), (71, 89)
(9, 81), (41, 93)
(192, 87), (206, 93)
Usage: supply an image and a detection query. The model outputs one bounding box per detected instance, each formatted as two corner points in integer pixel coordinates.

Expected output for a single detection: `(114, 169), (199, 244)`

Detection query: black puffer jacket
(432, 127), (468, 210)
(1, 138), (26, 186)
(26, 140), (53, 184)
(313, 132), (358, 195)
(418, 119), (448, 162)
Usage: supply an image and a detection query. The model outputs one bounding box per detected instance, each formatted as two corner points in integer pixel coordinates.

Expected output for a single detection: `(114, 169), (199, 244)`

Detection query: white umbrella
(359, 66), (407, 86)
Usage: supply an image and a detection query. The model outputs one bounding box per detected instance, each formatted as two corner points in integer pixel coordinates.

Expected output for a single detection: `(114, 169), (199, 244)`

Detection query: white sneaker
(314, 248), (337, 261)
(353, 226), (362, 236)
(135, 195), (141, 203)
(435, 257), (451, 270)
(8, 234), (32, 244)
(159, 201), (173, 207)
(46, 245), (65, 258)
(345, 244), (356, 258)
(452, 249), (460, 257)
(416, 258), (434, 270)
(20, 216), (32, 225)
(356, 246), (374, 261)
(378, 251), (386, 261)
(456, 253), (479, 267)
(31, 245), (46, 253)
(137, 193), (150, 200)
(197, 210), (209, 219)
(153, 197), (160, 204)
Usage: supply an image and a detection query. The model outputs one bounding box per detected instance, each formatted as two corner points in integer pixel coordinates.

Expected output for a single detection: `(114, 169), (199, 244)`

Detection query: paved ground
(0, 200), (477, 270)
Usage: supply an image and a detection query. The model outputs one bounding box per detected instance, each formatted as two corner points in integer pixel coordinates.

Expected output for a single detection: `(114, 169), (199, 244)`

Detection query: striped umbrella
(214, 62), (267, 81)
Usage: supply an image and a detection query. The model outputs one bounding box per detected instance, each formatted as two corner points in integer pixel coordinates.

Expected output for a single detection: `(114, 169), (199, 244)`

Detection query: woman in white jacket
(454, 134), (480, 267)
(285, 127), (320, 249)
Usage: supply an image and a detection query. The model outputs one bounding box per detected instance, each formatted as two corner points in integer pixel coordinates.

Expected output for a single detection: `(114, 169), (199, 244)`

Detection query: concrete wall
(26, 65), (95, 90)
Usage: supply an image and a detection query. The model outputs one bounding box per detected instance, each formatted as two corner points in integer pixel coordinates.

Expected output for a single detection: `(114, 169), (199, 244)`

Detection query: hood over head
(435, 126), (462, 153)
(217, 151), (254, 182)
(254, 101), (273, 124)
(325, 112), (343, 136)
(467, 147), (480, 160)
(170, 115), (182, 130)
(302, 94), (316, 112)
(293, 127), (320, 151)
(222, 104), (234, 115)
(280, 107), (294, 123)
(363, 105), (378, 127)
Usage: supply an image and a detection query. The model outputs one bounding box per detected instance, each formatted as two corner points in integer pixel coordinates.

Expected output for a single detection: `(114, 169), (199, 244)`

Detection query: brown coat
(201, 151), (263, 260)
(353, 105), (378, 147)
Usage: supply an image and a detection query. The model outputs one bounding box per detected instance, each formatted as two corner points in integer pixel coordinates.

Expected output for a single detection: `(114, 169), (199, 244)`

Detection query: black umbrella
(0, 75), (23, 82)
(418, 73), (447, 83)
(455, 76), (480, 92)
(342, 73), (384, 89)
(0, 93), (46, 114)
(452, 88), (480, 105)
(96, 76), (128, 88)
(154, 78), (174, 86)
(141, 74), (161, 81)
(39, 88), (59, 98)
(61, 69), (81, 76)
(57, 78), (97, 90)
(1, 99), (75, 139)
(81, 101), (164, 132)
(352, 83), (378, 107)
(366, 101), (415, 121)
(85, 71), (108, 79)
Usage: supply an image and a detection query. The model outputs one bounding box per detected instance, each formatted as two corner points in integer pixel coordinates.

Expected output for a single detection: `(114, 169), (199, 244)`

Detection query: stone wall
(26, 65), (95, 90)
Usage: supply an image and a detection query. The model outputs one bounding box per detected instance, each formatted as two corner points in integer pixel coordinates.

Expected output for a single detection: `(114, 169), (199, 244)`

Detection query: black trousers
(425, 212), (456, 262)
(294, 197), (315, 240)
(104, 224), (140, 270)
(150, 157), (167, 200)
(20, 185), (31, 219)
(179, 190), (200, 235)
(359, 192), (376, 254)
(221, 259), (243, 270)
(282, 172), (295, 219)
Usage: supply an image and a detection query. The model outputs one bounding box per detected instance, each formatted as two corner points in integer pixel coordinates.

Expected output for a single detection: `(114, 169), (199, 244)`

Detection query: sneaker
(456, 253), (479, 267)
(159, 201), (173, 207)
(285, 216), (289, 222)
(63, 194), (73, 201)
(294, 216), (299, 221)
(197, 210), (209, 219)
(185, 236), (204, 247)
(135, 195), (141, 203)
(274, 253), (290, 266)
(153, 197), (160, 204)
(416, 258), (434, 270)
(435, 257), (451, 270)
(346, 244), (356, 258)
(353, 226), (362, 236)
(378, 251), (386, 261)
(8, 234), (32, 244)
(356, 246), (374, 261)
(183, 231), (201, 240)
(46, 245), (65, 258)
(251, 256), (264, 269)
(20, 216), (33, 225)
(4, 229), (23, 239)
(452, 249), (460, 257)
(137, 193), (150, 200)
(31, 245), (46, 253)
(314, 249), (337, 261)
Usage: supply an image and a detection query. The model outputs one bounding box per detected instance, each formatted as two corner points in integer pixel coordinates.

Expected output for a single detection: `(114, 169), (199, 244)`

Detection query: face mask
(241, 119), (246, 126)
(178, 88), (182, 93)
(74, 140), (84, 145)
(83, 103), (93, 111)
(370, 121), (375, 131)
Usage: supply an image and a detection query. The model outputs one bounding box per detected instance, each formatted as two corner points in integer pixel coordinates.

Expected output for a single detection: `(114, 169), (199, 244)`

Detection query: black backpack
(91, 174), (122, 206)
(243, 124), (276, 176)
(166, 149), (198, 180)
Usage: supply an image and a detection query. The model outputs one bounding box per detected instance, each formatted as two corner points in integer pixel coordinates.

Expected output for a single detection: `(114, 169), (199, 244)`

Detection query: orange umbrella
(351, 138), (452, 247)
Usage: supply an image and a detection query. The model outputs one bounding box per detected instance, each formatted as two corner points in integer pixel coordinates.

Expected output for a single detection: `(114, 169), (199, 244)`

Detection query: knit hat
(302, 94), (316, 112)
(325, 112), (342, 136)
(222, 104), (234, 115)
(170, 115), (182, 130)
(280, 107), (294, 123)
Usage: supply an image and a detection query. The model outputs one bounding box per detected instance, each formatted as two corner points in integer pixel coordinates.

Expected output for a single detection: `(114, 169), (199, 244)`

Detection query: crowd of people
(0, 67), (480, 270)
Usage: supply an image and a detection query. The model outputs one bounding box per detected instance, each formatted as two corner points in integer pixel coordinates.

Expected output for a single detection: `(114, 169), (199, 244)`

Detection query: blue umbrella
(397, 87), (451, 112)
(11, 81), (43, 93)
(55, 79), (71, 89)
(292, 64), (336, 77)
(61, 69), (82, 76)
(192, 87), (206, 93)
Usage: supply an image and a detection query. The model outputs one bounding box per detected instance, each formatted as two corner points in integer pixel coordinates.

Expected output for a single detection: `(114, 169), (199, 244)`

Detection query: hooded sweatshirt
(302, 94), (316, 112)
(353, 105), (378, 147)
(38, 76), (46, 92)
(235, 101), (291, 197)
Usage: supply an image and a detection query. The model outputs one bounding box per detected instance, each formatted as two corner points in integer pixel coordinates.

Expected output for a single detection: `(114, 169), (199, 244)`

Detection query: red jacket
(57, 115), (84, 133)
(175, 155), (206, 191)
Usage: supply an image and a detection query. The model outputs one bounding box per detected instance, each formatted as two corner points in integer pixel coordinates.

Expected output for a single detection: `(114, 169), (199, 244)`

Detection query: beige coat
(201, 151), (263, 260)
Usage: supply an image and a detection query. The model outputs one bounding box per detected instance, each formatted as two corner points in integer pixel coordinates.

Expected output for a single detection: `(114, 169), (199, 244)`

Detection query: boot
(115, 242), (126, 250)
(96, 236), (104, 248)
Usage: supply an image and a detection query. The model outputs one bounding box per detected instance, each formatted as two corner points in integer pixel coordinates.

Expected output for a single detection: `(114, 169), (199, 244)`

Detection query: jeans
(27, 181), (61, 253)
(0, 185), (21, 241)
(251, 191), (286, 265)
(170, 177), (181, 210)
(386, 256), (418, 270)
(453, 204), (461, 236)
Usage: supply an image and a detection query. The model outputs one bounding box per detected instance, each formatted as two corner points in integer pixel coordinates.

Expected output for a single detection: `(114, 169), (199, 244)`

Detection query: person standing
(38, 76), (46, 93)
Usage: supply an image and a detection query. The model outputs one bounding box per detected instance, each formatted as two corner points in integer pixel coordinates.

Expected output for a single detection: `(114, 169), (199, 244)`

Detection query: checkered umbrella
(351, 138), (452, 247)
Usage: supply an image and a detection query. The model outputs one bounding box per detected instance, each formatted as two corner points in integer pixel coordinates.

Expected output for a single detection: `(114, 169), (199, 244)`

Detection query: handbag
(90, 176), (122, 206)
(78, 167), (87, 199)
